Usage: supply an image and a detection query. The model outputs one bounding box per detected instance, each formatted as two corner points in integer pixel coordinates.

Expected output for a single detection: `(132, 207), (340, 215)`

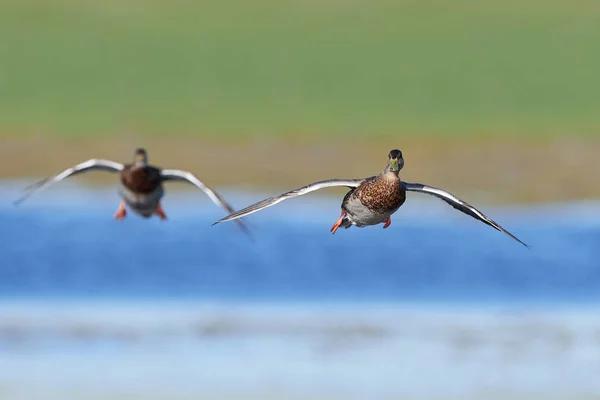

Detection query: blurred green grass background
(1, 0), (599, 138)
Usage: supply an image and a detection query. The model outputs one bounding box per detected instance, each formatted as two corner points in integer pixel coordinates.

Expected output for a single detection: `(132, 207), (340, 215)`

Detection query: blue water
(1, 182), (600, 399)
(2, 183), (599, 302)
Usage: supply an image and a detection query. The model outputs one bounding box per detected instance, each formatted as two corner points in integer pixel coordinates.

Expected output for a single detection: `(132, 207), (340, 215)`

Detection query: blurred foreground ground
(2, 301), (600, 400)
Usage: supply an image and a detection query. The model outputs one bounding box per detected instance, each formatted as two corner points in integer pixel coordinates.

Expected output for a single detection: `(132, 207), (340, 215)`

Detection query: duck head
(387, 149), (404, 175)
(133, 148), (148, 167)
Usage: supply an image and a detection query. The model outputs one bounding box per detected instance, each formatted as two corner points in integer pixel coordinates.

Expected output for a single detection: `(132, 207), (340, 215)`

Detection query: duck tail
(341, 217), (353, 230)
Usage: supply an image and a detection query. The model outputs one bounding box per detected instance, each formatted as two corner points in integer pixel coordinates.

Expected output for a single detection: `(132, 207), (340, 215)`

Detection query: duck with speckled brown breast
(333, 149), (405, 232)
(213, 149), (528, 247)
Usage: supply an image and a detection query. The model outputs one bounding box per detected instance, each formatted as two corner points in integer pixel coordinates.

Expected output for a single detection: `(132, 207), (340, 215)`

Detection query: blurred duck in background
(15, 148), (250, 236)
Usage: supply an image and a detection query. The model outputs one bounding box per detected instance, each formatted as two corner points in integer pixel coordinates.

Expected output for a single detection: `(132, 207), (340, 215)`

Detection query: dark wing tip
(235, 219), (254, 241)
(212, 215), (254, 241)
(211, 213), (233, 226)
(211, 212), (241, 225)
(13, 191), (37, 206)
(14, 178), (50, 206)
(498, 227), (529, 249)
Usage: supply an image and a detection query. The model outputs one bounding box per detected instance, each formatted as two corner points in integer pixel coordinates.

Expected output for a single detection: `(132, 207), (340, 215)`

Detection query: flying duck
(15, 148), (250, 235)
(213, 149), (527, 247)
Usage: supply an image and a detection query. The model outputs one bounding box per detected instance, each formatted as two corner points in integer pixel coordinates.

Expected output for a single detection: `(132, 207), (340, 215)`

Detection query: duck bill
(389, 159), (399, 172)
(135, 154), (147, 167)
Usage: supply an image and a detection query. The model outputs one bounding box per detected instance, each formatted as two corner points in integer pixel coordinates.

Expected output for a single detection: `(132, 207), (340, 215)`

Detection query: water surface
(1, 184), (599, 399)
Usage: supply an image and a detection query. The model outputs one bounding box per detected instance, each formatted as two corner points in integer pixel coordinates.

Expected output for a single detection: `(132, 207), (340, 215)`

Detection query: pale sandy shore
(2, 135), (599, 204)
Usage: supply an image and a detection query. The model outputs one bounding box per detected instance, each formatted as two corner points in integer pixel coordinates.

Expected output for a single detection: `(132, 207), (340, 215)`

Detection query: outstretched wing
(213, 178), (365, 225)
(160, 169), (252, 236)
(403, 182), (529, 248)
(14, 159), (124, 205)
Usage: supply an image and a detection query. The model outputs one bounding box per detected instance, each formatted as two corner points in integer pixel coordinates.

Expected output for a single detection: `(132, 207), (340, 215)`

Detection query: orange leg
(155, 202), (168, 221)
(330, 210), (346, 234)
(113, 200), (127, 221)
(383, 216), (391, 229)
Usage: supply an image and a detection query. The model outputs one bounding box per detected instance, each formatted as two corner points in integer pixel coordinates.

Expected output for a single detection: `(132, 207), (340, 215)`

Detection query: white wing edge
(14, 159), (124, 205)
(213, 178), (365, 224)
(403, 182), (529, 248)
(160, 169), (252, 236)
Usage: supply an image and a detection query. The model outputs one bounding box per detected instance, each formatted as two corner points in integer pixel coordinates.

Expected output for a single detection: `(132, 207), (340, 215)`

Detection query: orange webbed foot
(156, 202), (168, 221)
(383, 216), (391, 229)
(114, 200), (127, 221)
(330, 210), (346, 234)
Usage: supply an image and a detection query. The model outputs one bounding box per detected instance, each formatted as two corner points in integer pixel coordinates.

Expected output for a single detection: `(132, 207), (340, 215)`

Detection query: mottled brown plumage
(121, 165), (162, 194)
(345, 173), (406, 215)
